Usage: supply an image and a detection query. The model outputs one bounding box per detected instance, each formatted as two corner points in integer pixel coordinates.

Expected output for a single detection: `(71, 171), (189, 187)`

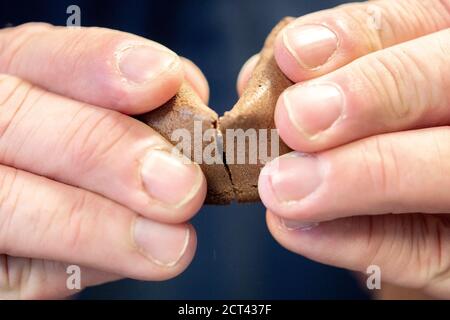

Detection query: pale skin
(1, 0), (449, 300)
(0, 23), (210, 299)
(239, 0), (450, 299)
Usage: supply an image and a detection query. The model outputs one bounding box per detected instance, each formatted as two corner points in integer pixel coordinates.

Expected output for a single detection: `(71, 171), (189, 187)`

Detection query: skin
(240, 0), (450, 298)
(0, 23), (210, 299)
(2, 0), (448, 300)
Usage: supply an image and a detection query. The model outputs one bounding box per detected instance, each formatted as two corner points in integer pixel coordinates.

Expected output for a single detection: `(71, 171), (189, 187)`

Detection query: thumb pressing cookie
(139, 18), (293, 204)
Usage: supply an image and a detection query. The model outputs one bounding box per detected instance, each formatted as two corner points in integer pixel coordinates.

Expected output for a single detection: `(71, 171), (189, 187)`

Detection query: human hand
(239, 0), (450, 298)
(0, 23), (209, 299)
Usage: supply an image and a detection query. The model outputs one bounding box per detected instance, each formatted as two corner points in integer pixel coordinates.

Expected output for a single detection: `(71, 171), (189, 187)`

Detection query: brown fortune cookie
(139, 17), (294, 204)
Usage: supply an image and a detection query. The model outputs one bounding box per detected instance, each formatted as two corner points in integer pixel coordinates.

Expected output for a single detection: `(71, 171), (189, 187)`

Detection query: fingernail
(283, 84), (343, 138)
(133, 217), (190, 267)
(266, 152), (324, 203)
(117, 44), (178, 84)
(141, 149), (202, 207)
(283, 24), (338, 69)
(281, 219), (319, 231)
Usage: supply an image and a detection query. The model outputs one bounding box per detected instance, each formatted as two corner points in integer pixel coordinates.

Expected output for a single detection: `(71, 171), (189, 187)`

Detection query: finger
(181, 57), (210, 103)
(259, 127), (450, 222)
(276, 29), (450, 152)
(0, 256), (119, 299)
(266, 211), (450, 298)
(0, 74), (206, 224)
(0, 23), (184, 114)
(236, 54), (260, 96)
(274, 0), (450, 82)
(0, 166), (197, 282)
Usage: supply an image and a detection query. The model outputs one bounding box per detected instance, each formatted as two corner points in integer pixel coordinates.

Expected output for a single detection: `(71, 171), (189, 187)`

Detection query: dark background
(0, 0), (369, 299)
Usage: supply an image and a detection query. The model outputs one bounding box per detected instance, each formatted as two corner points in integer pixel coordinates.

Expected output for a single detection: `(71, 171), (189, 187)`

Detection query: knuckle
(402, 215), (433, 284)
(0, 171), (63, 258)
(54, 27), (140, 106)
(364, 215), (387, 268)
(405, 214), (450, 290)
(63, 192), (98, 251)
(390, 215), (434, 286)
(355, 49), (427, 123)
(428, 127), (450, 172)
(364, 215), (432, 287)
(0, 168), (21, 252)
(57, 27), (124, 70)
(335, 0), (450, 54)
(0, 76), (34, 141)
(333, 3), (385, 51)
(0, 255), (32, 299)
(360, 136), (400, 200)
(0, 74), (25, 105)
(62, 107), (134, 174)
(372, 52), (412, 120)
(0, 23), (53, 73)
(427, 216), (450, 292)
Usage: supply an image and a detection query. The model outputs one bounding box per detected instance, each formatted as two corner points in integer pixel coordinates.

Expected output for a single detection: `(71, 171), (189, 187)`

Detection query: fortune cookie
(139, 17), (294, 204)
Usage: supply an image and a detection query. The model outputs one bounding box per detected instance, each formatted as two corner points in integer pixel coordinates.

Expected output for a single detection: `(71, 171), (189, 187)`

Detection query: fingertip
(258, 152), (327, 222)
(274, 93), (300, 150)
(275, 20), (340, 83)
(258, 156), (304, 220)
(266, 210), (282, 238)
(274, 30), (307, 83)
(133, 222), (198, 281)
(265, 210), (319, 258)
(108, 47), (184, 114)
(165, 223), (197, 279)
(152, 224), (198, 282)
(236, 54), (260, 96)
(138, 150), (207, 224)
(162, 224), (198, 280)
(258, 163), (279, 215)
(166, 166), (207, 224)
(274, 93), (313, 152)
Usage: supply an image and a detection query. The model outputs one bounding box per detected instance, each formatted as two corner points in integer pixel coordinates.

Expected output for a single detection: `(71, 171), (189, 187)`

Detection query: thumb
(0, 23), (184, 114)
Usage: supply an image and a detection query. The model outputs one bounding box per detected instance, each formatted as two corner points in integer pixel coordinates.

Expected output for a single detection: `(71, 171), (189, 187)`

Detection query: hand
(0, 23), (209, 299)
(239, 0), (450, 298)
